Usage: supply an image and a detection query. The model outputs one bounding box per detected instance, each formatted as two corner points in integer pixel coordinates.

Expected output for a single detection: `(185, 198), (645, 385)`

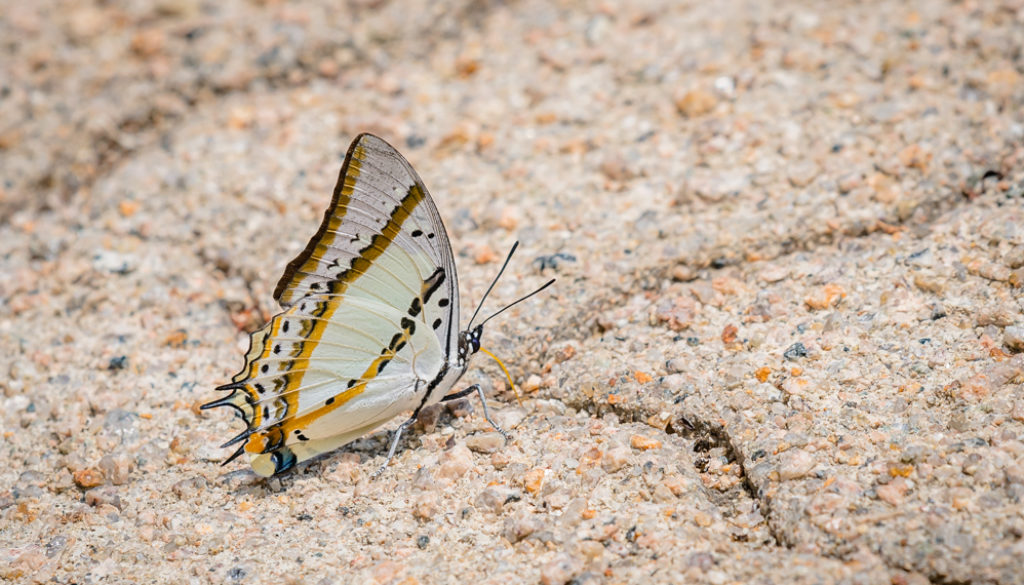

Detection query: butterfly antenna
(468, 241), (520, 328)
(478, 278), (556, 328)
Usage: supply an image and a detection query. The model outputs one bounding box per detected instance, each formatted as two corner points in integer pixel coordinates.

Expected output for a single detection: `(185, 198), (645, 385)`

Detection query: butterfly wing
(275, 134), (460, 358)
(205, 134), (462, 476)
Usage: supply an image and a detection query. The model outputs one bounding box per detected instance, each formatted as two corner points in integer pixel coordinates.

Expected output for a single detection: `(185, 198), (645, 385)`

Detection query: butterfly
(203, 133), (554, 477)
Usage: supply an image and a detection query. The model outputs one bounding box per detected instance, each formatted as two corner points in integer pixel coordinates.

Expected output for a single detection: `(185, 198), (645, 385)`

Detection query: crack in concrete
(675, 413), (785, 549)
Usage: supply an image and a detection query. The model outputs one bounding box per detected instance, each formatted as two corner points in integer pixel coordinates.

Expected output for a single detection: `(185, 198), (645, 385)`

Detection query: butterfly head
(460, 324), (485, 359)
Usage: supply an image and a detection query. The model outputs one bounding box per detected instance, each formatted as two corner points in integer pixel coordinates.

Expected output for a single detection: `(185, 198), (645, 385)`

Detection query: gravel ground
(2, 0), (1024, 584)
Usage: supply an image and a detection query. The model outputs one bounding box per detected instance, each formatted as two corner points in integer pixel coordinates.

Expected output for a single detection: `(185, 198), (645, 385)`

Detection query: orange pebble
(630, 435), (662, 451)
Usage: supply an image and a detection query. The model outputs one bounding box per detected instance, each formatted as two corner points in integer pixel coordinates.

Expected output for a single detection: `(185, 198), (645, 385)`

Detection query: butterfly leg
(371, 415), (417, 478)
(442, 384), (511, 443)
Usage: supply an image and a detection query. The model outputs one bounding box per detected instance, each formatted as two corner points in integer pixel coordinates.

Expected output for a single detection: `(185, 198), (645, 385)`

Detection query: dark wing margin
(273, 133), (369, 306)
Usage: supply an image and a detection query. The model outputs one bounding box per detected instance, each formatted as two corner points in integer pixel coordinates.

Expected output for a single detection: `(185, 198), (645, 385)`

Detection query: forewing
(274, 133), (460, 359)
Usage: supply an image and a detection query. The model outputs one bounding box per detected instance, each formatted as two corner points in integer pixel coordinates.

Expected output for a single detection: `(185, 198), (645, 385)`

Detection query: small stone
(675, 89), (717, 118)
(6, 548), (47, 580)
(85, 485), (122, 510)
(778, 449), (816, 480)
(662, 474), (689, 497)
(370, 561), (405, 584)
(693, 511), (713, 527)
(783, 343), (809, 361)
(436, 444), (474, 480)
(414, 403), (443, 432)
(13, 470), (46, 500)
(490, 451), (511, 470)
(759, 265), (789, 283)
(475, 484), (520, 514)
(522, 374), (542, 393)
(876, 478), (909, 506)
(45, 535), (68, 559)
(599, 156), (634, 181)
(503, 511), (544, 543)
(837, 173), (863, 193)
(171, 476), (207, 499)
(412, 492), (439, 520)
(652, 296), (697, 331)
(601, 446), (631, 473)
(98, 454), (132, 485)
(630, 435), (662, 451)
(1005, 247), (1024, 269)
(976, 307), (1018, 327)
(1011, 401), (1024, 422)
(788, 160), (820, 187)
(130, 28), (166, 57)
(492, 407), (527, 430)
(804, 284), (845, 310)
(73, 468), (104, 489)
(465, 432), (505, 454)
(539, 553), (581, 585)
(444, 397), (473, 418)
(666, 358), (687, 373)
(913, 274), (945, 294)
(522, 468), (547, 494)
(1003, 325), (1024, 352)
(671, 264), (698, 282)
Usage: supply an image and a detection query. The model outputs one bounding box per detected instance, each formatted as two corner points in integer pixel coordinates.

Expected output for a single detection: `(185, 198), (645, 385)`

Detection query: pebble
(98, 454), (132, 485)
(599, 156), (634, 182)
(787, 161), (820, 187)
(474, 484), (520, 514)
(491, 407), (527, 430)
(84, 486), (122, 510)
(975, 307), (1018, 327)
(836, 173), (863, 193)
(675, 89), (717, 118)
(693, 511), (714, 527)
(522, 374), (542, 393)
(412, 492), (439, 520)
(783, 343), (809, 361)
(539, 553), (581, 585)
(671, 264), (698, 282)
(502, 512), (544, 543)
(465, 432), (505, 454)
(13, 470), (46, 500)
(777, 450), (816, 481)
(601, 446), (631, 473)
(759, 265), (789, 283)
(436, 444), (474, 480)
(73, 468), (104, 489)
(666, 358), (687, 374)
(522, 468), (547, 495)
(804, 284), (845, 310)
(171, 476), (208, 500)
(913, 274), (945, 294)
(490, 451), (511, 470)
(102, 409), (140, 444)
(629, 435), (662, 450)
(876, 478), (909, 506)
(370, 561), (405, 584)
(1004, 325), (1024, 351)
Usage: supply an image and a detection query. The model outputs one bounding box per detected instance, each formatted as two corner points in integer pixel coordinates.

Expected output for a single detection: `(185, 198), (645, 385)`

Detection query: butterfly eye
(471, 324), (483, 352)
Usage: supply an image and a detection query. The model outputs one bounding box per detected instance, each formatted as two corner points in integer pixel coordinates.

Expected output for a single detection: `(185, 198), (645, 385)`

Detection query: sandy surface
(2, 0), (1024, 583)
